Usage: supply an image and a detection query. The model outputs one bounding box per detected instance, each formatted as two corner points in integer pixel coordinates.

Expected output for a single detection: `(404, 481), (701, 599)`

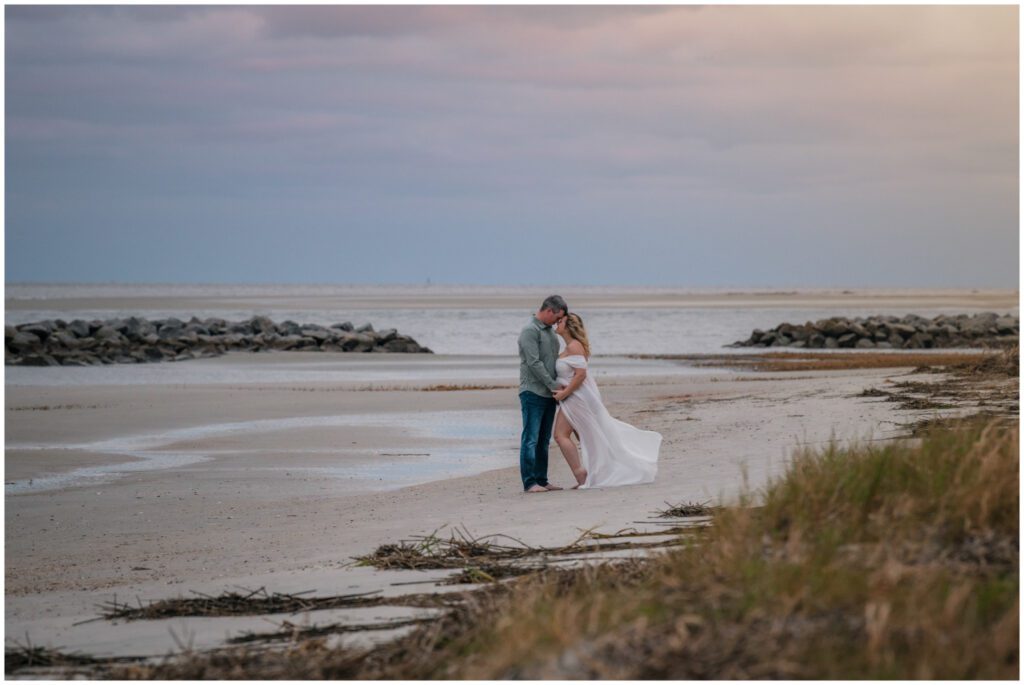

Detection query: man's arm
(519, 327), (561, 392)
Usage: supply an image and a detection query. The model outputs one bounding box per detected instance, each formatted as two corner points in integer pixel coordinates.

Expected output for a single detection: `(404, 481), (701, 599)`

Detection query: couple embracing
(517, 295), (661, 493)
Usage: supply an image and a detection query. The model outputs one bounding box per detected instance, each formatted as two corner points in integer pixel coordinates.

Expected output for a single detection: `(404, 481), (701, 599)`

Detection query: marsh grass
(946, 344), (1019, 378)
(862, 344), (1019, 422)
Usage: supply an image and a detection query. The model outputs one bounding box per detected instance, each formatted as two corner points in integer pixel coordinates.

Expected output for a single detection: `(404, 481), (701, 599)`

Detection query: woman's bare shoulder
(566, 339), (586, 355)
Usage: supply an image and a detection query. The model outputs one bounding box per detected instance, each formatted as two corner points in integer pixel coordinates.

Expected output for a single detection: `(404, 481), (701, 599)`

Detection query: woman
(552, 312), (661, 489)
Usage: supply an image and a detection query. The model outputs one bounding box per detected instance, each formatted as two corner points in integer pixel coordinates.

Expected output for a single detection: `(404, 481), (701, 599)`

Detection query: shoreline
(3, 352), (726, 388)
(5, 351), (994, 659)
(6, 286), (1018, 313)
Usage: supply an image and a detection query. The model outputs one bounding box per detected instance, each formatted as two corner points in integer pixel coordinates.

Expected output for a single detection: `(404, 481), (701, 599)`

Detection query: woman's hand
(553, 387), (570, 402)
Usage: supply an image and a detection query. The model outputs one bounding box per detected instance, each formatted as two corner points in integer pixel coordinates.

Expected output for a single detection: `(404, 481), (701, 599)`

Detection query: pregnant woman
(552, 312), (661, 489)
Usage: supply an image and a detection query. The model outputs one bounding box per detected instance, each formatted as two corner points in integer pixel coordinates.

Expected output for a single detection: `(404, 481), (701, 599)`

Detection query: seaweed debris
(94, 586), (456, 622)
(655, 500), (720, 518)
(353, 526), (695, 572)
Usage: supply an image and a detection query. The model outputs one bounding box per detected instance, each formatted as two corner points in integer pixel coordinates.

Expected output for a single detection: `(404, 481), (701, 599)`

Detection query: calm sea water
(6, 283), (1014, 356)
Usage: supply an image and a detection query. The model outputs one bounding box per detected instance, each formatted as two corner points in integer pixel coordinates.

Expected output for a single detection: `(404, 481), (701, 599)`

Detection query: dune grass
(99, 414), (1018, 680)
(354, 414), (1019, 679)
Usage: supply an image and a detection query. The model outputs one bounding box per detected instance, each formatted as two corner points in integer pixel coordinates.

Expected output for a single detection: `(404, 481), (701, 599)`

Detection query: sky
(4, 4), (1019, 288)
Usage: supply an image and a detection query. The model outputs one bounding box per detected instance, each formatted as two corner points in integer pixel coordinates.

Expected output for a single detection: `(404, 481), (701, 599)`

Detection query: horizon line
(4, 281), (1019, 293)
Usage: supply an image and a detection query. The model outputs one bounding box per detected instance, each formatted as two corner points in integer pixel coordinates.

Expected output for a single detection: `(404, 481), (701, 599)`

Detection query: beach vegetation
(80, 414), (1018, 679)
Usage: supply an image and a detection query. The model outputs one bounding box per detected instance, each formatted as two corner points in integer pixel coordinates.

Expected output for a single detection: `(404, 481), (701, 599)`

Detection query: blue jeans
(519, 390), (557, 490)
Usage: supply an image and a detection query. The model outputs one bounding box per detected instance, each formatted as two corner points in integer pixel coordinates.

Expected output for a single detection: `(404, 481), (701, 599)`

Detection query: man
(518, 295), (568, 493)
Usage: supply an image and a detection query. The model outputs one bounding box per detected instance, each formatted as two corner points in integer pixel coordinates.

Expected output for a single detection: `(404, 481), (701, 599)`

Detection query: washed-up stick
(95, 587), (458, 621)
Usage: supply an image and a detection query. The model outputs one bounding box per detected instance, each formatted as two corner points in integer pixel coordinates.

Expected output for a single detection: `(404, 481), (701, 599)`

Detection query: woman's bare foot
(525, 484), (548, 493)
(572, 468), (588, 487)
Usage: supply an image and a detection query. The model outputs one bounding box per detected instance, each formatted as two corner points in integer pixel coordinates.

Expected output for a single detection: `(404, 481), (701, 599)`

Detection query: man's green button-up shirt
(518, 315), (561, 397)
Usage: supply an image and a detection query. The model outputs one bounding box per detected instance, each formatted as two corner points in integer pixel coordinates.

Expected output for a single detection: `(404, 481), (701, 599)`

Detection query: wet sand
(5, 449), (144, 483)
(3, 350), (977, 658)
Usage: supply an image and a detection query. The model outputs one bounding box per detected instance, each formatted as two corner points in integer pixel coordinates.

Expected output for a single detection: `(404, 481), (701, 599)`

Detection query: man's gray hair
(540, 294), (568, 314)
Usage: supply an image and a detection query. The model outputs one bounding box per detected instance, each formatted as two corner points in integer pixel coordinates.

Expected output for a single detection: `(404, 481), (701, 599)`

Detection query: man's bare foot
(543, 483), (564, 491)
(525, 484), (547, 493)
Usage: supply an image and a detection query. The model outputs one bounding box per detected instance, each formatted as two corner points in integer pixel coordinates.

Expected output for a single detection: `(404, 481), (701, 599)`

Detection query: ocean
(6, 283), (1015, 357)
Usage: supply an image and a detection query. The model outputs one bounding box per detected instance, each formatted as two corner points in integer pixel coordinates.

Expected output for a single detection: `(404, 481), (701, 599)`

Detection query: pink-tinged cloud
(5, 5), (1018, 287)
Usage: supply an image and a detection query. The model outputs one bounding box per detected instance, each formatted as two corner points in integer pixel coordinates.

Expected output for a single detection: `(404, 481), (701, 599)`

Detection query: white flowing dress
(555, 354), (661, 488)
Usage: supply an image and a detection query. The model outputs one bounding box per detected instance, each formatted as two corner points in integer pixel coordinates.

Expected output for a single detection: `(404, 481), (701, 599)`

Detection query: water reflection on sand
(5, 409), (524, 495)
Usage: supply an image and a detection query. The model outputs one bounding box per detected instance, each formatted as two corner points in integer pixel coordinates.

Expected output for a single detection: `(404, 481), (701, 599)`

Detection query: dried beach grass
(631, 350), (998, 372)
(353, 525), (694, 572)
(654, 500), (720, 518)
(92, 586), (454, 622)
(227, 616), (435, 645)
(855, 344), (1019, 426)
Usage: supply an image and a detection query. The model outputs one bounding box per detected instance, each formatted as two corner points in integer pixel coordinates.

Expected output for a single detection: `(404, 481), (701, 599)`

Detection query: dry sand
(3, 350), (977, 659)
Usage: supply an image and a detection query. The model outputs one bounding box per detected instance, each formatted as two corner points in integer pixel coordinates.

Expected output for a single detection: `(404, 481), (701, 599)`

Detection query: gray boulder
(271, 334), (305, 350)
(251, 316), (276, 334)
(20, 352), (60, 366)
(995, 316), (1018, 335)
(837, 333), (858, 348)
(341, 332), (376, 352)
(10, 331), (42, 350)
(94, 326), (122, 340)
(50, 332), (82, 349)
(300, 327), (330, 342)
(889, 323), (917, 337)
(68, 319), (91, 338)
(18, 322), (54, 340)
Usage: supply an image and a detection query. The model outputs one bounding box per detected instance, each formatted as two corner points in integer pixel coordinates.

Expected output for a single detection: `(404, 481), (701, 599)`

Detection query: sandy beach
(4, 285), (1016, 662)
(4, 346), (982, 659)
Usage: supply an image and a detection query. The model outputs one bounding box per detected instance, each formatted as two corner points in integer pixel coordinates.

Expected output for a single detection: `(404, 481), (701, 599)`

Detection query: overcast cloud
(5, 5), (1018, 287)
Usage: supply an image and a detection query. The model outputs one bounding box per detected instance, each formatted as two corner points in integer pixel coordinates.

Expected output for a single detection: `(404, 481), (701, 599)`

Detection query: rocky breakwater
(5, 316), (432, 367)
(729, 312), (1019, 350)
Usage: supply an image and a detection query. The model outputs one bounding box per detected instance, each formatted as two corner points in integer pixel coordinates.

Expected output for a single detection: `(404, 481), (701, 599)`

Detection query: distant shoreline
(6, 285), (1019, 313)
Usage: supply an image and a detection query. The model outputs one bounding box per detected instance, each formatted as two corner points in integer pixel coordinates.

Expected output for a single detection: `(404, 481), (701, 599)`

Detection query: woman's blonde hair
(564, 312), (591, 358)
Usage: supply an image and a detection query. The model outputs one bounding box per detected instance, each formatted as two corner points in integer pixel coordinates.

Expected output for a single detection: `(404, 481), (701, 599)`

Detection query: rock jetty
(5, 316), (432, 367)
(729, 313), (1019, 350)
